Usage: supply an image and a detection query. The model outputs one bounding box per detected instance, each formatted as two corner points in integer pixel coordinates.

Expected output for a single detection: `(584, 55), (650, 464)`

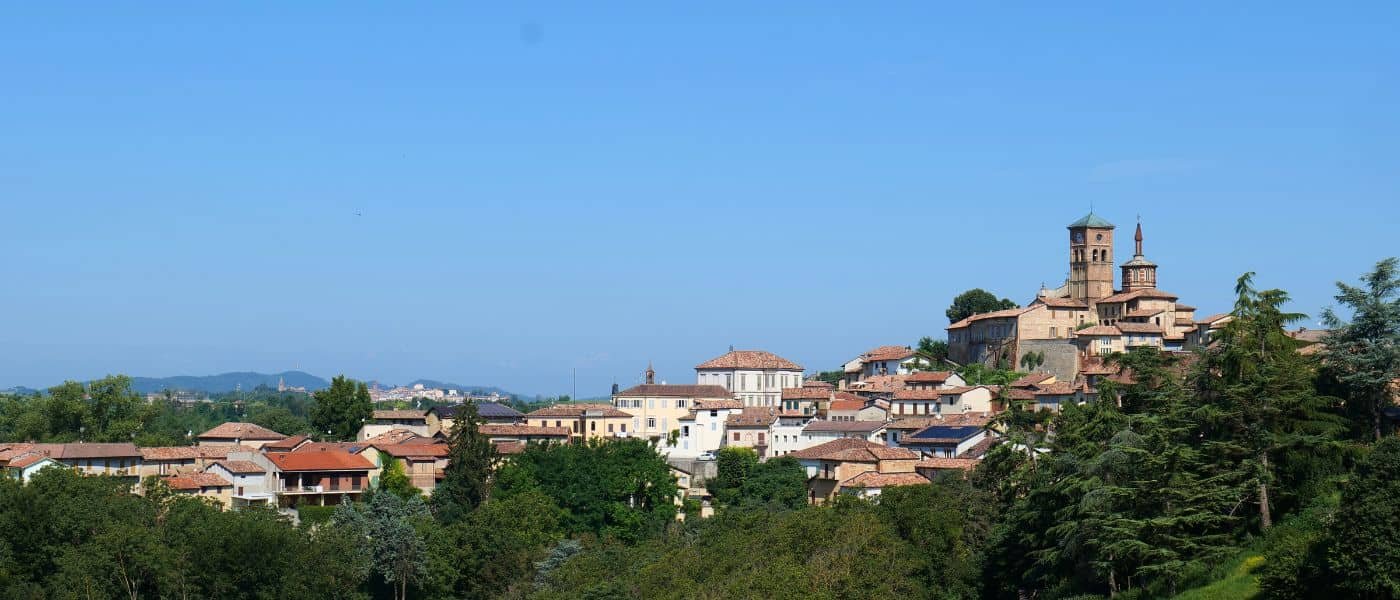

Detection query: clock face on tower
(1096, 233), (1104, 241)
(1072, 232), (1084, 243)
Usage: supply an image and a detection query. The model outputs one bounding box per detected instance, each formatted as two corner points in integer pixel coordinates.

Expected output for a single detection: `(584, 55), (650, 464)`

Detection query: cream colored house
(525, 404), (635, 441)
(669, 399), (744, 458)
(197, 422), (287, 449)
(791, 438), (922, 504)
(613, 381), (733, 443)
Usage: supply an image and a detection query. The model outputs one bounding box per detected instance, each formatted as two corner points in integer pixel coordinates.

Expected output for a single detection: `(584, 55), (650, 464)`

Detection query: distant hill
(129, 371), (330, 394)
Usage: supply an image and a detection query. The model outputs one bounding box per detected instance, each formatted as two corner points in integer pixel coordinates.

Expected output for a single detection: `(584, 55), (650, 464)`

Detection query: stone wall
(1016, 339), (1080, 381)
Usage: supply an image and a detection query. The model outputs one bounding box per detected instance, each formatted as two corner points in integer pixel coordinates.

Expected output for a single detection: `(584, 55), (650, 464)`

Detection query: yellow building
(525, 404), (635, 441)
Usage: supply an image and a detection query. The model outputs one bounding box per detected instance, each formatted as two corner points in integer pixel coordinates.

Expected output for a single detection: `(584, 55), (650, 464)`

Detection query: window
(554, 420), (561, 428)
(648, 398), (654, 409)
(740, 374), (747, 390)
(608, 423), (615, 432)
(1050, 326), (1058, 338)
(621, 423), (627, 432)
(725, 374), (733, 389)
(590, 421), (596, 432)
(733, 432), (741, 441)
(710, 422), (717, 431)
(647, 417), (656, 429)
(682, 425), (690, 436)
(573, 422), (580, 433)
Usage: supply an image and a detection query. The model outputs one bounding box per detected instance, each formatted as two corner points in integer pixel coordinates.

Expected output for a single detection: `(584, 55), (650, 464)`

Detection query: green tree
(421, 489), (562, 600)
(711, 447), (759, 506)
(947, 288), (1018, 324)
(736, 456), (808, 509)
(1325, 437), (1400, 598)
(431, 401), (495, 523)
(1321, 257), (1400, 441)
(378, 452), (421, 500)
(311, 375), (373, 441)
(249, 405), (312, 438)
(914, 337), (950, 370)
(334, 492), (430, 600)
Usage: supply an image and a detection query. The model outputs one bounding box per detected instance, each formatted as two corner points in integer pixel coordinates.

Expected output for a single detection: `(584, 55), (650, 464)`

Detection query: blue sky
(2, 3), (1397, 396)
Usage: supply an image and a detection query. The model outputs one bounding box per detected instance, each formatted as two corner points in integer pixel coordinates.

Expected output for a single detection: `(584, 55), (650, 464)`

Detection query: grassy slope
(1171, 554), (1264, 600)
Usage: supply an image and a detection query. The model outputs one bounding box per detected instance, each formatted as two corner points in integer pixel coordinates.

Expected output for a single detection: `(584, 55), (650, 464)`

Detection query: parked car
(697, 450), (717, 461)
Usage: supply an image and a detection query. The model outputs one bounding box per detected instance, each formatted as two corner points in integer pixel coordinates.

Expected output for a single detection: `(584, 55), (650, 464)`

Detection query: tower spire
(1134, 220), (1143, 256)
(645, 361), (655, 385)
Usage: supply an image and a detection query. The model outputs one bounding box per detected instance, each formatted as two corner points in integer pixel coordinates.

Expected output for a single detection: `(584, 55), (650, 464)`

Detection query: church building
(946, 212), (1199, 380)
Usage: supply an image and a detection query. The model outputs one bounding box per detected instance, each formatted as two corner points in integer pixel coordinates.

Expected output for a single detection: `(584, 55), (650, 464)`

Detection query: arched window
(1092, 249), (1099, 261)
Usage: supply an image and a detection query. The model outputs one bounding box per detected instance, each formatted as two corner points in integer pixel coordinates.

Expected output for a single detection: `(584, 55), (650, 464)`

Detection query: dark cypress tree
(431, 401), (495, 523)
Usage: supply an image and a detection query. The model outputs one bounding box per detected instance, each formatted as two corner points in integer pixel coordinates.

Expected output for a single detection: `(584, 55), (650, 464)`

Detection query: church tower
(1067, 212), (1116, 302)
(1120, 220), (1158, 292)
(645, 361), (655, 385)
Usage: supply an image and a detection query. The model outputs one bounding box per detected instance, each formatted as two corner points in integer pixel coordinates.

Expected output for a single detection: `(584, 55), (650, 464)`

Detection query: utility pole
(572, 368), (576, 403)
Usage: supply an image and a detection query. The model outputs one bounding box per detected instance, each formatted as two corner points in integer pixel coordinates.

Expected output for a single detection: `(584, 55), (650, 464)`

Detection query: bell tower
(1120, 220), (1158, 292)
(1067, 212), (1116, 302)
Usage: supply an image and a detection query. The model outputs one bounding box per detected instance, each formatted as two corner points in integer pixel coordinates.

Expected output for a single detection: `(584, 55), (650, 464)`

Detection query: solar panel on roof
(909, 426), (983, 440)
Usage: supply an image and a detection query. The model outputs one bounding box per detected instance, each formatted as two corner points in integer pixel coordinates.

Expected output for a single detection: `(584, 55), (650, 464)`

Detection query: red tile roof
(791, 437), (918, 461)
(198, 422), (286, 441)
(841, 471), (930, 489)
(905, 371), (955, 383)
(478, 424), (572, 437)
(526, 403), (632, 418)
(493, 441), (526, 455)
(1010, 373), (1056, 388)
(372, 410), (428, 421)
(1197, 313), (1231, 325)
(915, 457), (979, 471)
(163, 472), (232, 490)
(892, 389), (944, 400)
(887, 414), (992, 430)
(212, 460), (265, 474)
(360, 430), (426, 446)
(695, 350), (803, 371)
(260, 435), (311, 451)
(860, 345), (916, 362)
(848, 374), (908, 393)
(693, 398), (744, 410)
(827, 399), (866, 412)
(1116, 322), (1164, 334)
(266, 449), (374, 472)
(374, 444), (451, 459)
(802, 420), (885, 434)
(614, 384), (733, 398)
(1075, 325), (1122, 336)
(946, 306), (1036, 329)
(782, 387), (830, 400)
(140, 445), (253, 461)
(726, 407), (778, 428)
(1098, 288), (1179, 304)
(802, 380), (835, 389)
(1123, 308), (1166, 318)
(1174, 304), (1197, 312)
(1034, 296), (1089, 309)
(8, 452), (56, 469)
(53, 443), (142, 459)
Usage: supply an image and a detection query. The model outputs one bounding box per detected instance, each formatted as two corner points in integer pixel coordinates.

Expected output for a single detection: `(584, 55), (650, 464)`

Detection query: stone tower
(1120, 220), (1158, 292)
(645, 361), (655, 385)
(1067, 212), (1116, 302)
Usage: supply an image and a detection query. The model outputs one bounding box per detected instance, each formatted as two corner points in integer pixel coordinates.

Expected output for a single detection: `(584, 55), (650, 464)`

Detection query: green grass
(1171, 554), (1263, 600)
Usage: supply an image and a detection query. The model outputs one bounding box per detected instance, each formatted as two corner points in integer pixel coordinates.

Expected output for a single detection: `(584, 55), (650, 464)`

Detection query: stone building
(948, 213), (1203, 379)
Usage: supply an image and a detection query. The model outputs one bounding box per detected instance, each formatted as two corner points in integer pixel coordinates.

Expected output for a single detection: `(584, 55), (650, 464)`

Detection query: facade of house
(208, 458), (275, 507)
(525, 404), (635, 441)
(770, 412), (815, 457)
(898, 425), (988, 458)
(694, 350), (804, 408)
(724, 408), (778, 457)
(139, 444), (253, 477)
(669, 399), (744, 458)
(265, 449), (375, 508)
(425, 402), (523, 437)
(612, 381), (733, 442)
(801, 420), (886, 447)
(358, 410), (431, 441)
(779, 385), (826, 416)
(197, 422), (288, 449)
(4, 453), (63, 482)
(161, 472), (235, 507)
(791, 438), (922, 504)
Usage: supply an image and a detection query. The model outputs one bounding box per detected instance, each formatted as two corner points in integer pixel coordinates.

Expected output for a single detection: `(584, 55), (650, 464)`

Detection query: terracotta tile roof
(827, 399), (866, 412)
(1098, 288), (1179, 304)
(936, 385), (991, 395)
(848, 375), (908, 393)
(1174, 304), (1197, 311)
(726, 407), (778, 428)
(53, 443), (142, 459)
(1033, 382), (1079, 396)
(163, 472), (232, 490)
(915, 457), (979, 471)
(198, 422), (286, 441)
(261, 435), (311, 451)
(860, 345), (916, 362)
(1197, 313), (1231, 325)
(526, 403), (632, 418)
(212, 460), (265, 474)
(1075, 325), (1122, 336)
(695, 350), (803, 371)
(892, 389), (943, 400)
(1116, 322), (1164, 334)
(1034, 296), (1089, 309)
(295, 441), (362, 453)
(693, 398), (744, 410)
(777, 410), (813, 418)
(374, 444), (451, 459)
(361, 430), (425, 445)
(887, 414), (991, 431)
(1123, 308), (1165, 318)
(1010, 373), (1056, 388)
(905, 371), (955, 383)
(1008, 389), (1037, 400)
(614, 384), (733, 398)
(140, 445), (254, 461)
(790, 437), (918, 461)
(267, 449), (374, 472)
(493, 441), (526, 455)
(841, 471), (930, 489)
(430, 403), (524, 420)
(782, 387), (830, 400)
(802, 420), (884, 434)
(958, 436), (996, 459)
(372, 410), (428, 421)
(1287, 328), (1330, 343)
(946, 306), (1036, 329)
(478, 424), (572, 437)
(802, 380), (835, 389)
(8, 452), (56, 469)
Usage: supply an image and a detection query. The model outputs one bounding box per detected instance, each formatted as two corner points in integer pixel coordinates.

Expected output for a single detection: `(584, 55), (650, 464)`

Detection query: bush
(297, 505), (336, 526)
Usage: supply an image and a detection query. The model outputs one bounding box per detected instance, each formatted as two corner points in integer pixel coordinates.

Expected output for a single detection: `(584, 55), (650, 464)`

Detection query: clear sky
(2, 3), (1397, 396)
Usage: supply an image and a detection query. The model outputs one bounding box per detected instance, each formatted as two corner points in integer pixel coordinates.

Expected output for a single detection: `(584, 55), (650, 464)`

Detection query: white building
(800, 420), (887, 447)
(695, 349), (804, 408)
(669, 399), (744, 458)
(771, 411), (817, 457)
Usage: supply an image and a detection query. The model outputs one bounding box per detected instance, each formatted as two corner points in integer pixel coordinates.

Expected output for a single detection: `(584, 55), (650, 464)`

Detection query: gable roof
(163, 472), (233, 490)
(782, 387), (830, 400)
(428, 403), (525, 420)
(726, 407), (778, 428)
(946, 306), (1036, 329)
(915, 457), (979, 472)
(266, 449), (375, 472)
(906, 425), (984, 444)
(841, 471), (931, 489)
(525, 403), (632, 418)
(905, 371), (955, 383)
(693, 398), (744, 410)
(802, 380), (835, 389)
(695, 350), (802, 371)
(261, 435), (311, 451)
(198, 422), (286, 441)
(886, 413), (992, 431)
(802, 420), (884, 434)
(373, 444), (451, 459)
(1097, 288), (1180, 304)
(140, 445), (254, 461)
(790, 437), (917, 461)
(53, 443), (142, 459)
(1075, 325), (1122, 336)
(212, 460), (265, 474)
(892, 389), (944, 401)
(477, 424), (572, 437)
(1010, 372), (1056, 388)
(1034, 296), (1089, 309)
(826, 399), (867, 412)
(361, 430), (428, 445)
(1115, 322), (1164, 334)
(372, 410), (427, 421)
(614, 384), (733, 398)
(860, 345), (916, 362)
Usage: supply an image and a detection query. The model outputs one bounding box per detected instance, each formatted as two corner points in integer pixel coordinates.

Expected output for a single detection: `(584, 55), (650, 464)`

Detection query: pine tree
(431, 401), (495, 523)
(1321, 257), (1400, 441)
